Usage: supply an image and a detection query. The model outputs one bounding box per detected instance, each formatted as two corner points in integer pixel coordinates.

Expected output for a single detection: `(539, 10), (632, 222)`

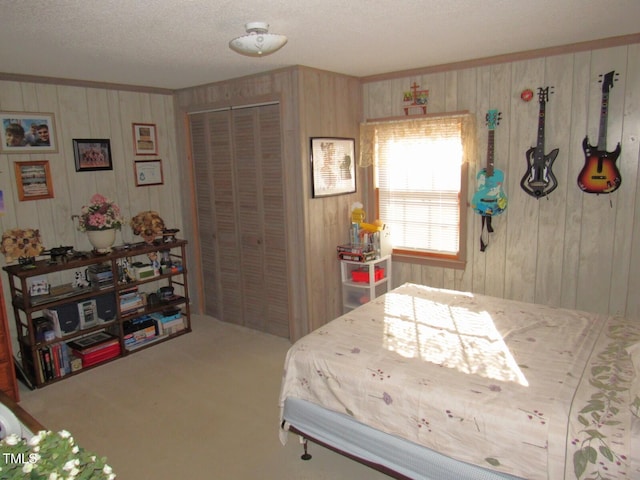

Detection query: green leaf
(578, 415), (590, 426)
(599, 445), (614, 462)
(580, 401), (604, 413)
(586, 445), (598, 463)
(485, 457), (500, 467)
(574, 449), (589, 477)
(584, 430), (605, 440)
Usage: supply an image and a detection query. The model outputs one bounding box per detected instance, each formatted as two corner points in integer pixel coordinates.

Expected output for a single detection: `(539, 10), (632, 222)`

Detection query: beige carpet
(17, 315), (389, 479)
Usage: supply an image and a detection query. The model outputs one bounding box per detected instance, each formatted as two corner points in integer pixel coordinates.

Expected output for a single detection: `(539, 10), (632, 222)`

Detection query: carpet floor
(17, 315), (390, 479)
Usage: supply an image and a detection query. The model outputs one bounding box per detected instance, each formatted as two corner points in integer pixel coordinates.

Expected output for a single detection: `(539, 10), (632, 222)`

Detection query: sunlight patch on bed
(381, 291), (528, 386)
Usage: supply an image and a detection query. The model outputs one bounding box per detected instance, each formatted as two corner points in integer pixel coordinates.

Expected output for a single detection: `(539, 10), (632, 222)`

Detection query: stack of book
(87, 263), (113, 289)
(122, 315), (158, 350)
(150, 310), (185, 335)
(119, 286), (144, 315)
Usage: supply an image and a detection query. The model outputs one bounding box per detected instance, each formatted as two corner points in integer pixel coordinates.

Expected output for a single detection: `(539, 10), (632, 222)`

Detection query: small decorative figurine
(402, 82), (429, 115)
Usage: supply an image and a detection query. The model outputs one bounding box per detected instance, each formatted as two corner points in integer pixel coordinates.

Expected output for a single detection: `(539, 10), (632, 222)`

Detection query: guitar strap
(480, 215), (494, 252)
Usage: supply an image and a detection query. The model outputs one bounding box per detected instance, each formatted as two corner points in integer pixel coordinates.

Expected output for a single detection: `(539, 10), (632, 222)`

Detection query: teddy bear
(1, 228), (45, 262)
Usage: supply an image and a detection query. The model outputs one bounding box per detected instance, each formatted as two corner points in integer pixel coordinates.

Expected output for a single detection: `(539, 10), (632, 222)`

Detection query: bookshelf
(3, 239), (191, 388)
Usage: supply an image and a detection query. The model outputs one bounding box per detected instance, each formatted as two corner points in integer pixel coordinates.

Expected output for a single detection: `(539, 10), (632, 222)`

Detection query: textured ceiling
(1, 0), (639, 90)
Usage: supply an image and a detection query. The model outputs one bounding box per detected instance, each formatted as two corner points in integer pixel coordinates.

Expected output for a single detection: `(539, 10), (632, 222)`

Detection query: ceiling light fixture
(229, 22), (287, 57)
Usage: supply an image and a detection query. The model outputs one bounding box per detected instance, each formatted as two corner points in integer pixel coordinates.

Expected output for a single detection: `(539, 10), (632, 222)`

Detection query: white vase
(86, 229), (116, 253)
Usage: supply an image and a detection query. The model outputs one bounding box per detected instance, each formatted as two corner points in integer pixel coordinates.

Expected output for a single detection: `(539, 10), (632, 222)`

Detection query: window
(359, 112), (475, 269)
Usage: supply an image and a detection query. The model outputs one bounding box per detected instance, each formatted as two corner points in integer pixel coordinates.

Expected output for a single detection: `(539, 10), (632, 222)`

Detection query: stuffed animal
(73, 271), (90, 288)
(1, 228), (44, 262)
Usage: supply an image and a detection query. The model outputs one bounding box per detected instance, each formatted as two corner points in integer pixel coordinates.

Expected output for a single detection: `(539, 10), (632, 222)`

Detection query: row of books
(122, 311), (185, 351)
(122, 314), (159, 350)
(36, 342), (72, 382)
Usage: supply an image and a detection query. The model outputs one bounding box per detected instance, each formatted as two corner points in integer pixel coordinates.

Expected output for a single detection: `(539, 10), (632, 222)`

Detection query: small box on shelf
(131, 263), (156, 280)
(351, 267), (385, 283)
(337, 244), (376, 262)
(150, 310), (185, 335)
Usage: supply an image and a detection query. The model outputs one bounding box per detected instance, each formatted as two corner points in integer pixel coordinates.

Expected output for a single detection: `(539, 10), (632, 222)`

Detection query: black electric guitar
(577, 70), (622, 194)
(521, 87), (559, 198)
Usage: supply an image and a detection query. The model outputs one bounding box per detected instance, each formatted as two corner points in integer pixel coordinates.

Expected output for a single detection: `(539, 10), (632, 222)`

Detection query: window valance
(358, 111), (476, 168)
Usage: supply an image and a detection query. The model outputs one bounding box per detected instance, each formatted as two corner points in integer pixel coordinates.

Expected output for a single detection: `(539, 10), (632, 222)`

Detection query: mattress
(283, 396), (521, 479)
(279, 283), (640, 479)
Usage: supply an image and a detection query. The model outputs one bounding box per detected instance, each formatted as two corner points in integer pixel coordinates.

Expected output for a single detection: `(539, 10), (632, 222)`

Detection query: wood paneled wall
(362, 43), (640, 319)
(296, 68), (363, 332)
(0, 80), (182, 348)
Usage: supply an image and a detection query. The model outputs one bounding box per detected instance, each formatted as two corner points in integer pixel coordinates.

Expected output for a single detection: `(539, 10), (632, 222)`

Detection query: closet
(189, 103), (289, 337)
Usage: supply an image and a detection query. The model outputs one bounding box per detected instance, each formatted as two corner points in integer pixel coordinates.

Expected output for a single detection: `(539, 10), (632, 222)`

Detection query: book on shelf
(123, 315), (157, 349)
(36, 342), (72, 382)
(119, 285), (139, 296)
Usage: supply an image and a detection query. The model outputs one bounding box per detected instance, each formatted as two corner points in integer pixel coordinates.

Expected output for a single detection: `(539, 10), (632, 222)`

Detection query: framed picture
(0, 111), (57, 154)
(73, 139), (113, 172)
(14, 160), (54, 201)
(310, 137), (356, 198)
(134, 159), (164, 186)
(132, 123), (158, 155)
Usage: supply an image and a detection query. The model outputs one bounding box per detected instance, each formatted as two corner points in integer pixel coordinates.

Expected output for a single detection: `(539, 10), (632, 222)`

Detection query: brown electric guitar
(577, 70), (621, 194)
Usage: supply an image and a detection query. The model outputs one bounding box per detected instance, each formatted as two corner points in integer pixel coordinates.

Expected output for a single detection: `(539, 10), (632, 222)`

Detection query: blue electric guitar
(472, 110), (508, 216)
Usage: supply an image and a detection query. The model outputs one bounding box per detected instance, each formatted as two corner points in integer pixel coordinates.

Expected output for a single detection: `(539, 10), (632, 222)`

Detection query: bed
(279, 283), (640, 479)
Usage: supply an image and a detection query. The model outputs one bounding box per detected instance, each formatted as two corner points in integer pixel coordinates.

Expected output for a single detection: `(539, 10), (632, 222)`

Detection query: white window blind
(360, 113), (475, 260)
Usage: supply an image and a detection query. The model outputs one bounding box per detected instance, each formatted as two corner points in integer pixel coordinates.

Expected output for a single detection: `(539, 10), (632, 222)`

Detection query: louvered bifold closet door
(232, 104), (289, 336)
(190, 110), (243, 323)
(190, 112), (221, 318)
(208, 111), (243, 324)
(257, 105), (289, 337)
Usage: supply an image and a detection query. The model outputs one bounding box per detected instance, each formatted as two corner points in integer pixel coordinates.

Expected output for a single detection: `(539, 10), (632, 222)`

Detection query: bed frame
(282, 397), (521, 480)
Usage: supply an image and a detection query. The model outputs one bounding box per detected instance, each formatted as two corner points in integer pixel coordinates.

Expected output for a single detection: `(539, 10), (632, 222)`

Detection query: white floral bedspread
(279, 283), (640, 479)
